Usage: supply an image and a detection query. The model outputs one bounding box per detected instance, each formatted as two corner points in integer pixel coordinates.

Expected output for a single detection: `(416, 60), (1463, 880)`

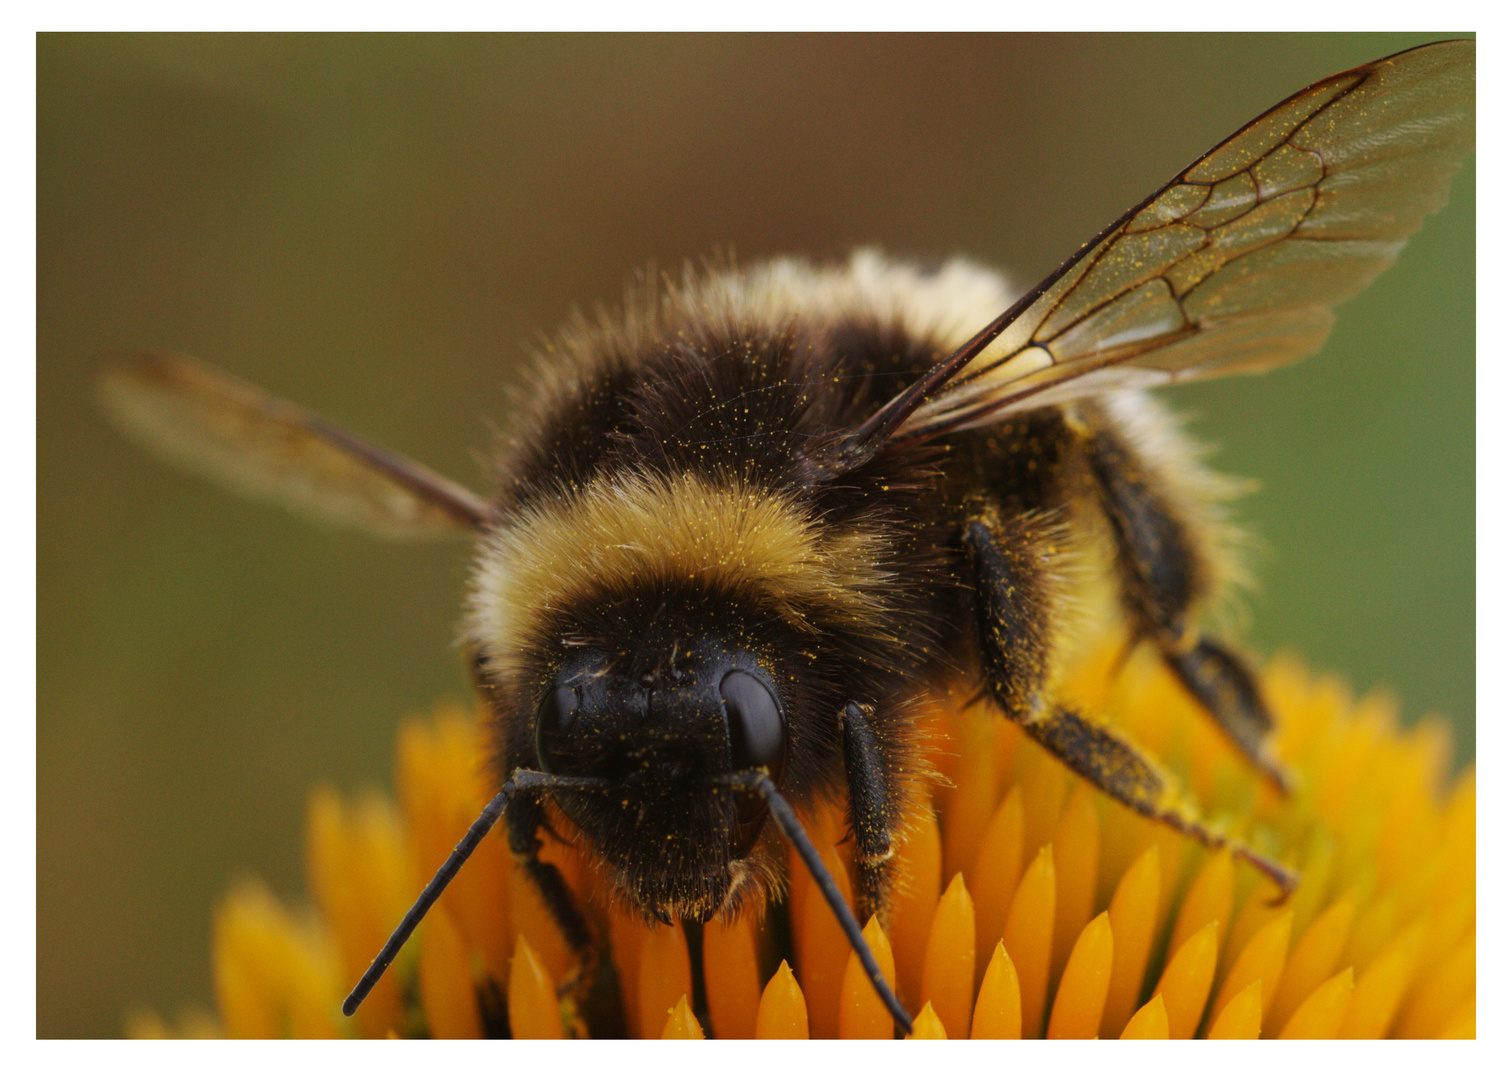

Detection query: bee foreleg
(1078, 410), (1291, 793)
(840, 701), (897, 925)
(505, 791), (598, 997)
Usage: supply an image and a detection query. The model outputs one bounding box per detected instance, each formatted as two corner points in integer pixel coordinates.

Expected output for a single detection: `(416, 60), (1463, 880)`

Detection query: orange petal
(212, 880), (342, 1040)
(1344, 889), (1400, 971)
(1119, 994), (1168, 1039)
(1150, 920), (1217, 1041)
(1421, 890), (1475, 973)
(660, 995), (705, 1039)
(970, 941), (1021, 1039)
(636, 922), (691, 1043)
(907, 1001), (948, 1039)
(890, 804), (942, 1011)
(943, 711), (1001, 882)
(703, 911), (760, 1040)
(1437, 995), (1475, 1040)
(305, 788), (415, 1039)
(968, 786), (1025, 985)
(607, 907), (649, 1037)
(1099, 844), (1161, 1039)
(124, 1011), (170, 1040)
(796, 842), (853, 1039)
(417, 903), (480, 1039)
(1207, 979), (1262, 1039)
(1211, 910), (1292, 1032)
(1171, 849), (1235, 960)
(1278, 838), (1335, 953)
(920, 873), (976, 1039)
(1018, 742), (1069, 857)
(506, 858), (572, 987)
(1395, 934), (1475, 1038)
(838, 915), (898, 1040)
(1050, 785), (1099, 979)
(755, 960), (809, 1039)
(1436, 770), (1475, 910)
(1277, 967), (1353, 1039)
(396, 714), (513, 988)
(1046, 911), (1112, 1039)
(785, 801), (843, 951)
(1339, 925), (1421, 1039)
(1266, 892), (1356, 1037)
(507, 935), (562, 1039)
(1221, 876), (1282, 979)
(1003, 844), (1056, 1038)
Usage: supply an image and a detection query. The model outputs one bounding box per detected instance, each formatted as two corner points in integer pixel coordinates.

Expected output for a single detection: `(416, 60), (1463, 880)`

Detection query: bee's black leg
(964, 509), (1296, 897)
(1078, 413), (1291, 793)
(505, 791), (597, 995)
(1021, 706), (1296, 894)
(964, 513), (1057, 720)
(840, 701), (898, 925)
(1162, 636), (1288, 788)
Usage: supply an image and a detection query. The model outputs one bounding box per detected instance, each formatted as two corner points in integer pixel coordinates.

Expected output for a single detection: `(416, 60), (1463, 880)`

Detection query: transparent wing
(99, 351), (494, 539)
(898, 39), (1474, 441)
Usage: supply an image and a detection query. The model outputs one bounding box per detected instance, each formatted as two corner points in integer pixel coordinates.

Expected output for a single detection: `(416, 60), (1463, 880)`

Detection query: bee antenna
(729, 770), (914, 1036)
(342, 770), (603, 1018)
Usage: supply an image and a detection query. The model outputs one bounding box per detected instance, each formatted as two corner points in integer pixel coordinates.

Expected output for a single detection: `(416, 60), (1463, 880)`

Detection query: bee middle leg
(964, 508), (1296, 894)
(1075, 409), (1291, 792)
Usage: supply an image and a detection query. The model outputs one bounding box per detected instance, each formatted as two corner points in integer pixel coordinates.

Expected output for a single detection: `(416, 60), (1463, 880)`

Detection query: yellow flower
(133, 639), (1474, 1039)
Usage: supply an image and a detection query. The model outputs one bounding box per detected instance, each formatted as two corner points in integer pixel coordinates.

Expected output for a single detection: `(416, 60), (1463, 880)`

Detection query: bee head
(529, 627), (789, 921)
(465, 468), (902, 921)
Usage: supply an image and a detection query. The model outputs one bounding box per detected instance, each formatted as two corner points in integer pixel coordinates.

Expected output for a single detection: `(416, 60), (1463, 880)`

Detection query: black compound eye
(720, 670), (786, 783)
(534, 684), (581, 775)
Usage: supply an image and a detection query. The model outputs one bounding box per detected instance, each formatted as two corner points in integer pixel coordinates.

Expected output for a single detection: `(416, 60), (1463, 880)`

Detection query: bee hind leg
(964, 508), (1296, 897)
(1076, 407), (1292, 794)
(1162, 635), (1291, 793)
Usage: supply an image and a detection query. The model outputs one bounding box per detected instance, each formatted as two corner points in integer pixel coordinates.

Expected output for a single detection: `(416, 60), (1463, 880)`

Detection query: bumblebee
(101, 41), (1473, 1033)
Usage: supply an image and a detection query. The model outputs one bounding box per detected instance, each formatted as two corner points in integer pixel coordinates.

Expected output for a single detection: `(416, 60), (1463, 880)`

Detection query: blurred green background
(38, 33), (1472, 1037)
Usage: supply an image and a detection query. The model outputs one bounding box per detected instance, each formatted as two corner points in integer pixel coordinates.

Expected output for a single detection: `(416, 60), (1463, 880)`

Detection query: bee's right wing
(99, 352), (495, 539)
(839, 39), (1473, 462)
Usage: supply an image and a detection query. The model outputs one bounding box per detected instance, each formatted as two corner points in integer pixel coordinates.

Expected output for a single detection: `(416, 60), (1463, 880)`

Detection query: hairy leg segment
(964, 507), (1297, 895)
(840, 700), (900, 925)
(1076, 409), (1292, 794)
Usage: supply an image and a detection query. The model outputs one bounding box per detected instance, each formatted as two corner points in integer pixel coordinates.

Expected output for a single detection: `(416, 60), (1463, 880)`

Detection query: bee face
(535, 639), (787, 790)
(530, 627), (788, 920)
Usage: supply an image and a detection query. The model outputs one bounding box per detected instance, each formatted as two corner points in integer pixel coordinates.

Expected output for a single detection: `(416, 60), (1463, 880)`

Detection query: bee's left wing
(842, 40), (1473, 459)
(99, 351), (495, 539)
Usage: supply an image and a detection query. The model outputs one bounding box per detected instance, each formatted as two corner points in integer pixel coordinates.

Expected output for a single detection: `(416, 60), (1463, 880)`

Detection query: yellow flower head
(137, 639), (1474, 1040)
